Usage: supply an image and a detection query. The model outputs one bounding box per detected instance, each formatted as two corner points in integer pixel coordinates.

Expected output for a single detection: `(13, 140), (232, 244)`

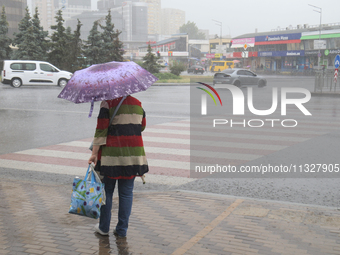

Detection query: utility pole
(308, 4), (322, 68)
(212, 19), (222, 55)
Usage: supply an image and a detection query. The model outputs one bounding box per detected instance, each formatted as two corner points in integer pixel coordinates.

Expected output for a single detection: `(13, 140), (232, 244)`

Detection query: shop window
(335, 38), (340, 48)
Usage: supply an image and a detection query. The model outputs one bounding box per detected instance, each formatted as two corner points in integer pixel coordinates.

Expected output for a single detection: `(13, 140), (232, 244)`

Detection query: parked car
(213, 68), (267, 87)
(1, 60), (72, 88)
(187, 65), (204, 74)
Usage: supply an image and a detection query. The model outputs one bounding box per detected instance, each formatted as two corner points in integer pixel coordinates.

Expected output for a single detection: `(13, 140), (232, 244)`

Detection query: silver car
(213, 68), (267, 87)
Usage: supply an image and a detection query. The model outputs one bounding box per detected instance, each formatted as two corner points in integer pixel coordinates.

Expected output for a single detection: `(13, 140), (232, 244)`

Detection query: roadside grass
(155, 74), (213, 84)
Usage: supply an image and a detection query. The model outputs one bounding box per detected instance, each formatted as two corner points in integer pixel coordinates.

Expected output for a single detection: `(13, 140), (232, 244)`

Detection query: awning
(301, 33), (340, 40)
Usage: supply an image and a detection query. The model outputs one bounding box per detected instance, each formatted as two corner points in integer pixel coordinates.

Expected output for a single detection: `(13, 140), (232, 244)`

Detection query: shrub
(135, 60), (143, 67)
(170, 61), (186, 76)
(153, 72), (181, 80)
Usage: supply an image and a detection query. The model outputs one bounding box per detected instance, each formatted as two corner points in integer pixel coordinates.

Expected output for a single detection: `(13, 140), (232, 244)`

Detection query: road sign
(241, 51), (249, 58)
(334, 68), (338, 83)
(334, 55), (340, 68)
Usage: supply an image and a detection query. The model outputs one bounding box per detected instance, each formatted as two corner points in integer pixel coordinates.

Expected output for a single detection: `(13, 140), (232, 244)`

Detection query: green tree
(0, 6), (12, 60)
(48, 9), (69, 70)
(12, 6), (31, 47)
(84, 21), (103, 65)
(31, 7), (49, 60)
(99, 9), (125, 62)
(142, 44), (162, 74)
(13, 7), (49, 60)
(179, 21), (206, 39)
(64, 19), (84, 72)
(110, 29), (124, 62)
(13, 26), (39, 59)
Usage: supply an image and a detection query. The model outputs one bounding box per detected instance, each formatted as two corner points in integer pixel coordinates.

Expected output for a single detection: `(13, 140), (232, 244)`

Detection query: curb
(174, 189), (340, 211)
(153, 83), (191, 86)
(311, 92), (340, 97)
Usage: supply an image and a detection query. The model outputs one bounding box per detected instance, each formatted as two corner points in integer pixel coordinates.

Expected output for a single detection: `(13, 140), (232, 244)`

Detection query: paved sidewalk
(1, 178), (340, 255)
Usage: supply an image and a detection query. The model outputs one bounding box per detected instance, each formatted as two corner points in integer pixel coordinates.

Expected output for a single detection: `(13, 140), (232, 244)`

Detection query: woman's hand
(88, 145), (100, 166)
(88, 154), (97, 165)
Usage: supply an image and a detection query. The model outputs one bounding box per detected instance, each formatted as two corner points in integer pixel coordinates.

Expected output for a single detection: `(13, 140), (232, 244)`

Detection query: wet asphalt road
(1, 76), (340, 208)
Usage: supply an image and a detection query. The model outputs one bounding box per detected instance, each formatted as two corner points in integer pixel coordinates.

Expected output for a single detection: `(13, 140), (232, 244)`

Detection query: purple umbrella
(57, 61), (158, 117)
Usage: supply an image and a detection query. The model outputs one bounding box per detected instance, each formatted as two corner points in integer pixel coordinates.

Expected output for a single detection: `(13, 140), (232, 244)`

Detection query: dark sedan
(187, 65), (204, 74)
(213, 68), (267, 87)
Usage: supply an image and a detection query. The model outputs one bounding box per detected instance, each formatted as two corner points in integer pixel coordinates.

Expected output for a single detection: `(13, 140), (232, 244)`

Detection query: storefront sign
(231, 38), (255, 48)
(223, 53), (234, 58)
(223, 52), (258, 58)
(255, 33), (301, 45)
(259, 50), (304, 57)
(305, 50), (320, 55)
(172, 52), (189, 57)
(328, 49), (340, 55)
(314, 40), (327, 50)
(206, 53), (215, 58)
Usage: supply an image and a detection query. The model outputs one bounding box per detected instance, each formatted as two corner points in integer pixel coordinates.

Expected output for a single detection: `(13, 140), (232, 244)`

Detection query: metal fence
(314, 70), (340, 93)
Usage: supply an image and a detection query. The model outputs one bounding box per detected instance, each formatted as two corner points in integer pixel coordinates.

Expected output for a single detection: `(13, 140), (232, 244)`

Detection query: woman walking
(88, 95), (148, 237)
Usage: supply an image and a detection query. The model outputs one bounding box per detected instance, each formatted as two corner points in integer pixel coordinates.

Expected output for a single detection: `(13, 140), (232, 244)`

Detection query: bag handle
(109, 96), (127, 126)
(84, 164), (99, 184)
(84, 165), (91, 181)
(89, 96), (127, 151)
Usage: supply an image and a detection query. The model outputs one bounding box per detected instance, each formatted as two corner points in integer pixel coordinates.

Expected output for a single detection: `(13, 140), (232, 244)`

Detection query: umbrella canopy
(58, 61), (158, 104)
(57, 61), (158, 117)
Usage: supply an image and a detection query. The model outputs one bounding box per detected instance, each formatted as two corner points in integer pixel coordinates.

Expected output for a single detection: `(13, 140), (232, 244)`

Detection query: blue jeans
(99, 176), (135, 236)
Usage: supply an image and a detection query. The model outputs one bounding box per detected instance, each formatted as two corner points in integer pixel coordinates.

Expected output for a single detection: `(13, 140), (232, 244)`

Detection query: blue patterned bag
(69, 164), (105, 219)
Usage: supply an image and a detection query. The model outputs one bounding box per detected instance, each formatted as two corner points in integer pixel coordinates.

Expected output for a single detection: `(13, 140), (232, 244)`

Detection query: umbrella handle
(88, 99), (94, 118)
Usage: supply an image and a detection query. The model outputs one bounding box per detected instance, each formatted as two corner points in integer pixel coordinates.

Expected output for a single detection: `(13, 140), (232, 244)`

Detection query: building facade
(0, 0), (26, 38)
(213, 23), (340, 72)
(54, 0), (92, 23)
(66, 0), (148, 61)
(161, 8), (185, 35)
(138, 33), (188, 62)
(28, 0), (55, 32)
(140, 0), (161, 35)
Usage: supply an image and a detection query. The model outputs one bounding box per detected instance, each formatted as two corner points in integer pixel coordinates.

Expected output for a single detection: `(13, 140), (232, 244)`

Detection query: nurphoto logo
(196, 82), (312, 128)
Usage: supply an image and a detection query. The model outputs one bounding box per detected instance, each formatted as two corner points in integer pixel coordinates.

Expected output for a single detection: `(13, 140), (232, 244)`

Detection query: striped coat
(93, 96), (148, 178)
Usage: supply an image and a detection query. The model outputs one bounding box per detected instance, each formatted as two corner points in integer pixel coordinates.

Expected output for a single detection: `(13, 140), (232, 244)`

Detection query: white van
(1, 60), (73, 88)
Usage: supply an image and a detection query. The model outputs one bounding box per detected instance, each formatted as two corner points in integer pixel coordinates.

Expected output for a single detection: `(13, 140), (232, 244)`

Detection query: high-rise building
(27, 0), (55, 32)
(161, 8), (185, 35)
(66, 0), (148, 42)
(140, 0), (161, 35)
(54, 0), (92, 23)
(0, 0), (26, 38)
(97, 0), (115, 9)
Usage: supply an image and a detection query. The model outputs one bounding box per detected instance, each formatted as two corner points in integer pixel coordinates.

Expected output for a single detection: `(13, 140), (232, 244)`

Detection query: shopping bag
(69, 164), (105, 219)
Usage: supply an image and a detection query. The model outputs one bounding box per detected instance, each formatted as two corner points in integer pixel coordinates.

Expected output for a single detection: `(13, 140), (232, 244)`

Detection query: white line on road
(0, 159), (194, 185)
(144, 128), (309, 142)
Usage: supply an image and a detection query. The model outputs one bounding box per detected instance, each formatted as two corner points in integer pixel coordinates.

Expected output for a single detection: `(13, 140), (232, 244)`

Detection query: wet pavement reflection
(96, 233), (131, 255)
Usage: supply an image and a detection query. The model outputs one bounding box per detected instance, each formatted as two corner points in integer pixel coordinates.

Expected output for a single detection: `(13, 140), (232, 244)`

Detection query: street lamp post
(212, 19), (222, 55)
(308, 4), (322, 68)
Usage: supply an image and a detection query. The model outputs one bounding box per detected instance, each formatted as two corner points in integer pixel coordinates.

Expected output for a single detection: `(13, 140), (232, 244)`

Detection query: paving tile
(1, 179), (340, 255)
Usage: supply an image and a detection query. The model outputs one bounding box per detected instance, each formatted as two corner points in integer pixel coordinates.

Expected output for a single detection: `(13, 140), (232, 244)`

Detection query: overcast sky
(162, 0), (339, 37)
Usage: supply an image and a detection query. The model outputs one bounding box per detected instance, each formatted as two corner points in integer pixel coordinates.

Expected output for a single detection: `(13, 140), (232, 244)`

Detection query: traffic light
(157, 51), (160, 57)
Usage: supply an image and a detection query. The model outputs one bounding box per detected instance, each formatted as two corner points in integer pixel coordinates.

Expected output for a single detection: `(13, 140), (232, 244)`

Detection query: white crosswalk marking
(0, 116), (332, 184)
